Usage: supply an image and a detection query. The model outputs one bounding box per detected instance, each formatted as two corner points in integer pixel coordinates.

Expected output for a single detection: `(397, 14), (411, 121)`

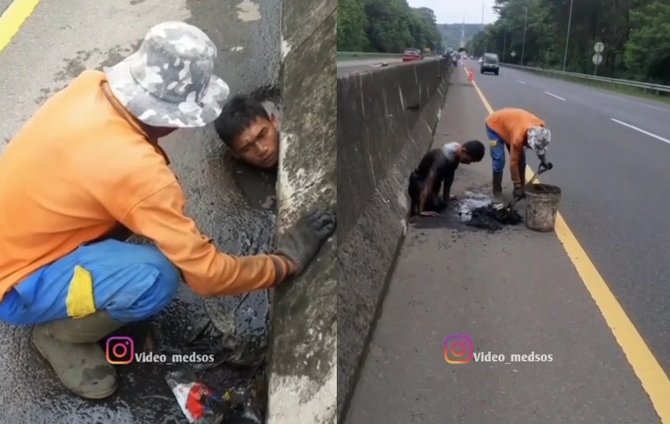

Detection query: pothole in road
(455, 191), (491, 220)
(456, 190), (523, 231)
(411, 190), (523, 232)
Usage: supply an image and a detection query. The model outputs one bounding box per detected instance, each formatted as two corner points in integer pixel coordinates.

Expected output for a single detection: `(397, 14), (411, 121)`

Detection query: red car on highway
(402, 48), (423, 62)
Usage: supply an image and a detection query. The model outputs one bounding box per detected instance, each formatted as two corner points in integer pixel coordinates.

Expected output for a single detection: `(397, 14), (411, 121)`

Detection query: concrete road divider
(337, 58), (451, 421)
(266, 0), (336, 422)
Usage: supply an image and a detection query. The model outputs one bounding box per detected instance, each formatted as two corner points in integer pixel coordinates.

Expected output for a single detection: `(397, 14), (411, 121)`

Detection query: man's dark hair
(463, 140), (485, 161)
(214, 95), (270, 147)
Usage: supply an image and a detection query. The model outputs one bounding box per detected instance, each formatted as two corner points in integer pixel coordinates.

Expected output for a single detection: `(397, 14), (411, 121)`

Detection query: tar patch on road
(411, 190), (523, 232)
(466, 205), (522, 231)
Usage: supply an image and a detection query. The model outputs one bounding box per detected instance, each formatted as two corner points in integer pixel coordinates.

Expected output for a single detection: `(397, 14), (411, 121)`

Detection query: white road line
(598, 92), (670, 113)
(517, 80), (526, 85)
(545, 91), (567, 101)
(611, 119), (670, 145)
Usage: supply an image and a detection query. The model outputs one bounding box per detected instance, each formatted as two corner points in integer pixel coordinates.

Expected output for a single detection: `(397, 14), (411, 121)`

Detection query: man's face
(459, 148), (472, 164)
(230, 115), (279, 169)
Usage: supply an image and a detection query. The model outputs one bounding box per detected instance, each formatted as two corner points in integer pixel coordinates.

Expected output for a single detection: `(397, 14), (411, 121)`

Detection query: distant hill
(438, 23), (485, 49)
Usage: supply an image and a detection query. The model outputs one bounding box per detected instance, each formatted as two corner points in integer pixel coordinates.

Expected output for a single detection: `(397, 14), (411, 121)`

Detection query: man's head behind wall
(104, 21), (230, 131)
(214, 95), (280, 170)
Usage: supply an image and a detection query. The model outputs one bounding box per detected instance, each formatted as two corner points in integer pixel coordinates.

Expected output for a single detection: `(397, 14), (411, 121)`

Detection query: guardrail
(501, 63), (670, 95)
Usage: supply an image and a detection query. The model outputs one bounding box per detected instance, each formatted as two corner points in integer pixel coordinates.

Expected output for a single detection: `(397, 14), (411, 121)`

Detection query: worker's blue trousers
(486, 125), (508, 173)
(0, 239), (180, 325)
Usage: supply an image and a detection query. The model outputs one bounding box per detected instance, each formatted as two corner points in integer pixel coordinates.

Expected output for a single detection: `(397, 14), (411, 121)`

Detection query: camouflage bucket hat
(527, 126), (551, 156)
(104, 21), (229, 128)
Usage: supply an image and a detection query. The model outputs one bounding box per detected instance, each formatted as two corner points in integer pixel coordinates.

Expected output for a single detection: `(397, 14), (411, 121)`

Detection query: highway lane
(491, 63), (670, 139)
(471, 60), (670, 376)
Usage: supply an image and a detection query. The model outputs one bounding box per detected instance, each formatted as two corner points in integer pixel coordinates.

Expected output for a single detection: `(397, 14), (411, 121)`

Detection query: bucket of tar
(525, 184), (561, 232)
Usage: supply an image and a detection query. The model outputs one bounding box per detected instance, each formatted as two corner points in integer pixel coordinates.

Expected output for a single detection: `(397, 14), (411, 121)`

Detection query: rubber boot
(32, 311), (126, 399)
(492, 171), (504, 202)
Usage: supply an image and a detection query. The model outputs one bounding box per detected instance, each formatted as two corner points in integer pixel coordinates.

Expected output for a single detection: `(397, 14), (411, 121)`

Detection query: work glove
(275, 208), (336, 275)
(513, 185), (525, 200)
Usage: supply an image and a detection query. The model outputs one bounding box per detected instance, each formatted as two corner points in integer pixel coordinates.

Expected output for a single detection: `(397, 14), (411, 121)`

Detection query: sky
(407, 0), (498, 25)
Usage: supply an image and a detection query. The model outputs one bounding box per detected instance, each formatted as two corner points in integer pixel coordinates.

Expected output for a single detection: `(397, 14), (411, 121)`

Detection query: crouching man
(409, 140), (485, 217)
(0, 22), (334, 400)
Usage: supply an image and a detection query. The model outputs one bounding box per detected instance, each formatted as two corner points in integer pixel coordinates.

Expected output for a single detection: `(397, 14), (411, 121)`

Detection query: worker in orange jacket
(485, 108), (552, 200)
(0, 22), (334, 400)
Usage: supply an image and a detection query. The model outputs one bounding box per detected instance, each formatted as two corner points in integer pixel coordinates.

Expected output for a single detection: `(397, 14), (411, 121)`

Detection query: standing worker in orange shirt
(0, 22), (334, 400)
(485, 108), (552, 201)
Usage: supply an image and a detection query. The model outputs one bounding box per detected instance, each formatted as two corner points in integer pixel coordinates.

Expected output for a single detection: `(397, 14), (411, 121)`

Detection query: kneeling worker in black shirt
(409, 140), (485, 217)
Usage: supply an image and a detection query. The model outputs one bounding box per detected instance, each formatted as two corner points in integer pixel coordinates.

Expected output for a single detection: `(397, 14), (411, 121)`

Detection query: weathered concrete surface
(0, 0), (12, 15)
(345, 66), (662, 424)
(0, 0), (280, 422)
(265, 0), (336, 423)
(337, 59), (451, 421)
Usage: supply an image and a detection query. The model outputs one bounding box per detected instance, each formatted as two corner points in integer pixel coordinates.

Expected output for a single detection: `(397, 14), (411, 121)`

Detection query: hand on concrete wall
(275, 209), (336, 276)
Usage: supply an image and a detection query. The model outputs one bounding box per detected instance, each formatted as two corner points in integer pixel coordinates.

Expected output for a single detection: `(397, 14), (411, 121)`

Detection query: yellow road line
(464, 66), (670, 423)
(0, 0), (41, 54)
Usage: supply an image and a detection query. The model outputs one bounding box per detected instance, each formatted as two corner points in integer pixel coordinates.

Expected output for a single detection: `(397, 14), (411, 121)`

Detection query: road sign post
(593, 42), (604, 75)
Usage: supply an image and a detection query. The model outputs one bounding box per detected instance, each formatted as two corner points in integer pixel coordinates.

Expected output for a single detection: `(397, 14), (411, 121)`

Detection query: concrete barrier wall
(266, 0), (336, 422)
(337, 59), (451, 421)
(337, 51), (404, 60)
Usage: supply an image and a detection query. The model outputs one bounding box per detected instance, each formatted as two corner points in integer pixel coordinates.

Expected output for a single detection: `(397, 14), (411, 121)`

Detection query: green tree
(411, 7), (443, 52)
(337, 0), (443, 54)
(337, 0), (369, 51)
(624, 1), (670, 84)
(364, 0), (414, 52)
(467, 0), (668, 84)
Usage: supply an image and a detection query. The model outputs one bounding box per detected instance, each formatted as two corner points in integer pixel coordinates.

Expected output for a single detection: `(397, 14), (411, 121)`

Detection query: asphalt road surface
(336, 56), (441, 77)
(0, 0), (281, 422)
(346, 63), (668, 423)
(336, 58), (403, 77)
(472, 60), (670, 375)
